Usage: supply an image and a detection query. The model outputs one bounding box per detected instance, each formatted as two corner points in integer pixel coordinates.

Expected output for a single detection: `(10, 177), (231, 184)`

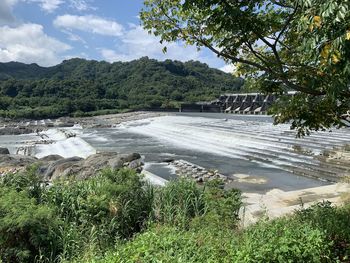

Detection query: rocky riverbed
(170, 159), (232, 184)
(0, 150), (143, 181)
(0, 111), (169, 135)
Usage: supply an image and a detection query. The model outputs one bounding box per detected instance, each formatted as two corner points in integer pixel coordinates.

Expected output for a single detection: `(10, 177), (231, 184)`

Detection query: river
(80, 113), (349, 193)
(1, 113), (349, 193)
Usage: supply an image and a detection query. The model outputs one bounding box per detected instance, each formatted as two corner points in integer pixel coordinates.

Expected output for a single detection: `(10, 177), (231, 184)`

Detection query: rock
(44, 157), (83, 180)
(0, 127), (43, 135)
(83, 152), (141, 170)
(44, 152), (143, 180)
(51, 162), (82, 180)
(162, 158), (175, 163)
(0, 151), (144, 181)
(196, 177), (204, 183)
(128, 159), (144, 169)
(0, 154), (37, 167)
(40, 155), (64, 162)
(0, 147), (10, 154)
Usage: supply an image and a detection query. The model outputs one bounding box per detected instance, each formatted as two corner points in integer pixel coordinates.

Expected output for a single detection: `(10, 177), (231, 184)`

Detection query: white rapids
(123, 115), (350, 180)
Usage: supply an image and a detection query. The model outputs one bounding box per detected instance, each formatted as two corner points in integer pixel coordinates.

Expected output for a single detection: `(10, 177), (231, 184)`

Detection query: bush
(0, 168), (154, 262)
(42, 169), (154, 255)
(234, 218), (332, 262)
(86, 226), (236, 263)
(0, 188), (61, 263)
(295, 201), (350, 261)
(152, 179), (206, 227)
(152, 179), (242, 229)
(87, 218), (332, 263)
(202, 180), (242, 229)
(0, 165), (44, 201)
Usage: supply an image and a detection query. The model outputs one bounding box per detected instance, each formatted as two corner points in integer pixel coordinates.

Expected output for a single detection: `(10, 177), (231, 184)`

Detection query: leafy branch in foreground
(141, 0), (350, 135)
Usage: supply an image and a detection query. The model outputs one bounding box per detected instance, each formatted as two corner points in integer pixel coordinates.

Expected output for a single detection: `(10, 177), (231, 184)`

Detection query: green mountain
(0, 57), (243, 119)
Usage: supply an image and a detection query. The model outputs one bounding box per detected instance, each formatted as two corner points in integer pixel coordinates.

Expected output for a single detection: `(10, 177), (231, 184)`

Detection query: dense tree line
(0, 57), (243, 119)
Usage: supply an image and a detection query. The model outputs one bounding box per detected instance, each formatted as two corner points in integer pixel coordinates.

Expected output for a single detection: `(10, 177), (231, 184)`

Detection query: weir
(179, 92), (296, 114)
(215, 92), (295, 114)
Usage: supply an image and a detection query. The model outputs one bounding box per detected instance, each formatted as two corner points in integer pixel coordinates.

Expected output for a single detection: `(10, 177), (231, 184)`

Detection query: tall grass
(0, 167), (244, 262)
(0, 168), (154, 262)
(152, 179), (207, 227)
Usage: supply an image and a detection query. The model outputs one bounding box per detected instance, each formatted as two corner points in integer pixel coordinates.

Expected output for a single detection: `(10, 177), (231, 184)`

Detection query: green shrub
(234, 218), (332, 262)
(86, 226), (236, 263)
(152, 179), (206, 228)
(43, 169), (154, 246)
(152, 179), (242, 229)
(0, 165), (45, 201)
(0, 188), (61, 263)
(295, 201), (350, 261)
(202, 180), (242, 229)
(0, 168), (154, 262)
(86, 219), (332, 263)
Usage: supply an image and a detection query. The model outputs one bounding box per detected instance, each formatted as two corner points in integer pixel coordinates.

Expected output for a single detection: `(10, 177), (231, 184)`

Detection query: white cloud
(28, 0), (64, 12)
(99, 25), (208, 63)
(0, 23), (71, 66)
(23, 0), (95, 13)
(0, 0), (19, 25)
(219, 64), (236, 73)
(69, 0), (95, 11)
(54, 14), (124, 36)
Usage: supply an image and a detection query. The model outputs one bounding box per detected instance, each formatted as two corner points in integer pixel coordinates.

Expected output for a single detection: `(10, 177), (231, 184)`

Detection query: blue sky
(0, 0), (232, 72)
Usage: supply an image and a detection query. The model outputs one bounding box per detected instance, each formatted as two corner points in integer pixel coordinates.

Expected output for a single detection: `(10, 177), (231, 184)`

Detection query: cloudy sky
(0, 0), (233, 72)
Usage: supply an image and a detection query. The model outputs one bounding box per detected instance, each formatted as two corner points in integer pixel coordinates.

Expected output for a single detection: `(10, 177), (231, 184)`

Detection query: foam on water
(35, 137), (96, 158)
(123, 115), (349, 178)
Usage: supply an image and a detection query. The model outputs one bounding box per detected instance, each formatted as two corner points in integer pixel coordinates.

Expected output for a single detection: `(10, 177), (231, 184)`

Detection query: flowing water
(80, 113), (350, 193)
(1, 113), (349, 193)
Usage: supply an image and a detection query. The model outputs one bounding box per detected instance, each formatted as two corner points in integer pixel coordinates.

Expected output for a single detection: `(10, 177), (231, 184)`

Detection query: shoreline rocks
(0, 152), (144, 181)
(0, 147), (10, 154)
(170, 159), (231, 185)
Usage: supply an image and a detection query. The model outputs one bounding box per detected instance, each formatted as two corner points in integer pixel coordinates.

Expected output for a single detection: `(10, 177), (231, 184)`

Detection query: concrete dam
(180, 92), (295, 114)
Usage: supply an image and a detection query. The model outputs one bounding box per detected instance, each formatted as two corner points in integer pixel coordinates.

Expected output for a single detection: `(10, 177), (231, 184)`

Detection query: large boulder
(0, 154), (37, 168)
(0, 147), (10, 154)
(0, 152), (143, 181)
(75, 152), (143, 180)
(38, 152), (143, 181)
(43, 157), (83, 180)
(40, 155), (63, 162)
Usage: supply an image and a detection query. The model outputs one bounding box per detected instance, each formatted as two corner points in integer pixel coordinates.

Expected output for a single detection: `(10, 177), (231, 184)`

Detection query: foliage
(43, 169), (154, 241)
(202, 180), (242, 229)
(0, 58), (243, 119)
(141, 0), (350, 135)
(0, 168), (154, 262)
(0, 165), (44, 200)
(152, 179), (242, 229)
(152, 179), (206, 227)
(295, 201), (350, 260)
(83, 216), (333, 263)
(233, 218), (331, 262)
(0, 188), (61, 263)
(2, 166), (350, 262)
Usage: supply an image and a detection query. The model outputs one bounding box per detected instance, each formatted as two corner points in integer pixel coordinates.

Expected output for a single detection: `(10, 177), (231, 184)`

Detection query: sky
(0, 0), (234, 72)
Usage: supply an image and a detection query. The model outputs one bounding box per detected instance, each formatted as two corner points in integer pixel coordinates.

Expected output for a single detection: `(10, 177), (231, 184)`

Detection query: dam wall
(214, 93), (295, 114)
(178, 92), (295, 114)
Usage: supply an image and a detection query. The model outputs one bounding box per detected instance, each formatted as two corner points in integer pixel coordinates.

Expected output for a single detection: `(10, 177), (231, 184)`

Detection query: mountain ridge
(0, 57), (243, 119)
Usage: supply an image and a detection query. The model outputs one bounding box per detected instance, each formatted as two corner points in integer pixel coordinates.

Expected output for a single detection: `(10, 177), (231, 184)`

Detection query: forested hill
(0, 57), (243, 119)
